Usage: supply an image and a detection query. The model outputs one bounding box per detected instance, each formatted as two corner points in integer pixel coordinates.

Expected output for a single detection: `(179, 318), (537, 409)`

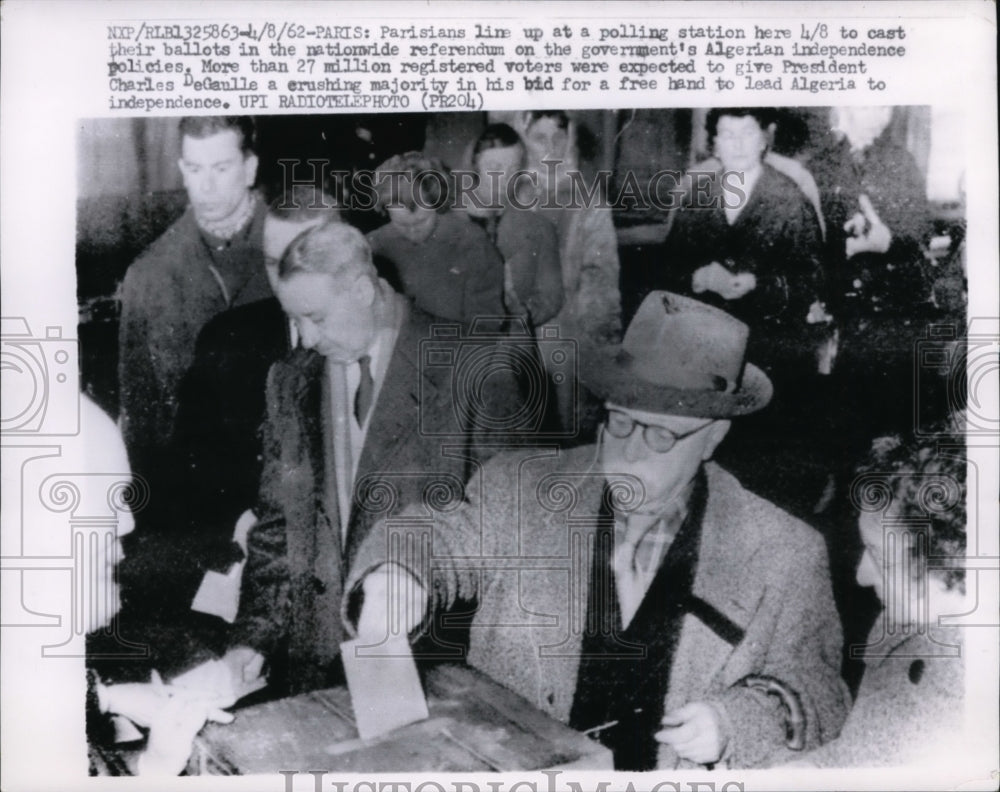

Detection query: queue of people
(93, 110), (969, 775)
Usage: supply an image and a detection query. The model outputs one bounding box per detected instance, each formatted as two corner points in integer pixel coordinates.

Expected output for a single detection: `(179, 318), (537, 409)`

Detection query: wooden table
(192, 664), (612, 774)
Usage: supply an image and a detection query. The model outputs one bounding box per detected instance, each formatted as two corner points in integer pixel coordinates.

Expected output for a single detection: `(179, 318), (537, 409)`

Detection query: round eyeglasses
(604, 410), (711, 454)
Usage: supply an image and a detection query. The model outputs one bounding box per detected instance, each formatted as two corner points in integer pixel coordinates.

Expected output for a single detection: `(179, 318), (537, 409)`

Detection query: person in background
(79, 395), (234, 776)
(791, 423), (967, 767)
(519, 111), (622, 441)
(467, 122), (565, 435)
(809, 106), (936, 458)
(666, 107), (825, 374)
(346, 292), (848, 772)
(367, 151), (523, 451)
(665, 107), (828, 518)
(118, 116), (270, 488)
(670, 108), (826, 241)
(468, 123), (564, 329)
(367, 151), (506, 327)
(814, 106), (933, 319)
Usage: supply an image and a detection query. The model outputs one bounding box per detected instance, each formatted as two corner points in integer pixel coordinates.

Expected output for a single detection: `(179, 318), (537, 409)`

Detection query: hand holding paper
(343, 564), (431, 740)
(355, 563), (427, 643)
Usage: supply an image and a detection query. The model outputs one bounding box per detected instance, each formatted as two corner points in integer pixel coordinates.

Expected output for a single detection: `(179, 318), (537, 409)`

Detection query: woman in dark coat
(667, 107), (826, 375)
(666, 108), (828, 516)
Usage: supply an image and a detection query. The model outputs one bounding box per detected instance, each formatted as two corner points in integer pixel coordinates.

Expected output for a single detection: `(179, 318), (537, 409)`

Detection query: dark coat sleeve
(749, 187), (825, 323)
(461, 220), (507, 324)
(500, 210), (564, 326)
(228, 364), (296, 658)
(117, 263), (163, 474)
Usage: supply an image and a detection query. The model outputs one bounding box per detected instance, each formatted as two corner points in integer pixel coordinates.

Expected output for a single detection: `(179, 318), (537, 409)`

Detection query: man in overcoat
(162, 188), (340, 595)
(348, 291), (849, 770)
(118, 116), (270, 484)
(222, 223), (475, 695)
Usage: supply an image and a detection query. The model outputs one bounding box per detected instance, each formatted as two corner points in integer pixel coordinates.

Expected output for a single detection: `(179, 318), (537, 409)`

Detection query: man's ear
(244, 153), (259, 188)
(701, 419), (731, 461)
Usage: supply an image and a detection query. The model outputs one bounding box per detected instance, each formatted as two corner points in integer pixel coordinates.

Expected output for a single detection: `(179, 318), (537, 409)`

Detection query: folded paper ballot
(340, 635), (429, 740)
(191, 509), (256, 623)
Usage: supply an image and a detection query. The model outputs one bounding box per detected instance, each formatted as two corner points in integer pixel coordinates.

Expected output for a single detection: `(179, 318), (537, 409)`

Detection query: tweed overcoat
(348, 446), (850, 768)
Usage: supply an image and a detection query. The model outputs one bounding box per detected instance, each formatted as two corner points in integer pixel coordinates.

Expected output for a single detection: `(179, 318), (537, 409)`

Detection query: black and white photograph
(1, 3), (997, 791)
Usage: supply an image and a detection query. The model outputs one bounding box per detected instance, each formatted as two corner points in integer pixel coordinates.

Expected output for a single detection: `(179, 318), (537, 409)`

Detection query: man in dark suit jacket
(221, 222), (474, 695)
(126, 190), (339, 610)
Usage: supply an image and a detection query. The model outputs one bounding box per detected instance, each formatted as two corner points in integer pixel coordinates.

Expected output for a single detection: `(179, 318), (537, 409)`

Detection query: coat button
(312, 576), (327, 595)
(546, 690), (555, 706)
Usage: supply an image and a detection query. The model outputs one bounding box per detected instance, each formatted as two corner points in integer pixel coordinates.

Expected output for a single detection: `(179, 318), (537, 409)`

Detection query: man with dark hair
(218, 222), (476, 696)
(118, 115), (269, 487)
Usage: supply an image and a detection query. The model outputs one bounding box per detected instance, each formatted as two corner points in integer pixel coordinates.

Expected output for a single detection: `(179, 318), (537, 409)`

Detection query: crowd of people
(83, 108), (968, 774)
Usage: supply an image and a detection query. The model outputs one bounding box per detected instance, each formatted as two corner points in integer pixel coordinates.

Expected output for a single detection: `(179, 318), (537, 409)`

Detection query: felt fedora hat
(580, 291), (772, 418)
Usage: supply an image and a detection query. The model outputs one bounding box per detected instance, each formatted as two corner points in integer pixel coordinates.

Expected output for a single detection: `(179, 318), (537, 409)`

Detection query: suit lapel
(355, 327), (423, 483)
(346, 307), (445, 560)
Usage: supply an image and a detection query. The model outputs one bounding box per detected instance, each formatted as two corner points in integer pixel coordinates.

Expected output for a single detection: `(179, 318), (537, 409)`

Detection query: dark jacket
(666, 163), (825, 365)
(812, 130), (932, 317)
(367, 211), (506, 325)
(167, 298), (292, 570)
(117, 201), (271, 479)
(230, 301), (474, 693)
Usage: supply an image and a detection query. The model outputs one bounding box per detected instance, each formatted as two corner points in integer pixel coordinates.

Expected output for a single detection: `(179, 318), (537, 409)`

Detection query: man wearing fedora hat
(345, 292), (848, 770)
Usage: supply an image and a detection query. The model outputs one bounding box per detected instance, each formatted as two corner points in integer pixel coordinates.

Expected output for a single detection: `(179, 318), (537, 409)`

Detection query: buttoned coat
(348, 446), (849, 768)
(800, 624), (964, 768)
(231, 301), (474, 693)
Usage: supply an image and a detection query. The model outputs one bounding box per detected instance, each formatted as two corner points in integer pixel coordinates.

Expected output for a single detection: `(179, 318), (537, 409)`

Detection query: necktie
(613, 513), (663, 629)
(354, 354), (374, 426)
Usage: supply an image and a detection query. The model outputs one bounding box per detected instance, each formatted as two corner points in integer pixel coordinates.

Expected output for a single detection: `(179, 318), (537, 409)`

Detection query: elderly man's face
(599, 404), (730, 514)
(178, 129), (258, 224)
(276, 270), (375, 362)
